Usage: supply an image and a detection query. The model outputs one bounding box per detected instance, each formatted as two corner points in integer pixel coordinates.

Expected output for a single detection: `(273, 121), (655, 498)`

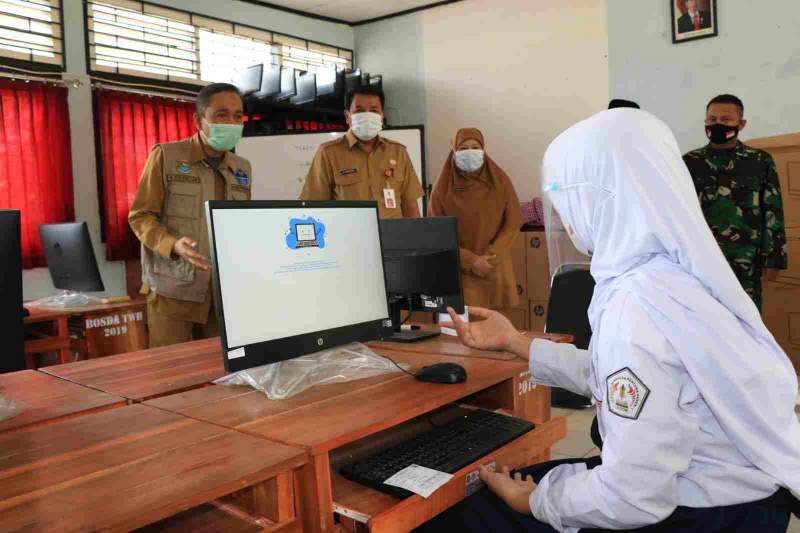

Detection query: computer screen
(290, 72), (316, 105)
(233, 64), (263, 95)
(39, 222), (105, 293)
(253, 64), (281, 99)
(207, 200), (390, 371)
(277, 67), (296, 101)
(379, 217), (465, 341)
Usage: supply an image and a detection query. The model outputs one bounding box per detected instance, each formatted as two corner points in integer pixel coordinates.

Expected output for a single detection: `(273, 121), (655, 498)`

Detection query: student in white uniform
(420, 109), (800, 532)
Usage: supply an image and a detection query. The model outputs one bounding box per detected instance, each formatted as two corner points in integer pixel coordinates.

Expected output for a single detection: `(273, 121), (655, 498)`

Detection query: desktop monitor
(343, 69), (362, 101)
(276, 67), (297, 102)
(39, 222), (105, 293)
(232, 64), (263, 96)
(379, 217), (465, 342)
(0, 210), (24, 373)
(316, 68), (338, 97)
(290, 72), (317, 105)
(253, 63), (282, 100)
(206, 200), (390, 372)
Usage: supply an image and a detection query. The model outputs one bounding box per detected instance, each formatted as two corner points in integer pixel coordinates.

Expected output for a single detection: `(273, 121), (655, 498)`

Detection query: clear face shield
(543, 191), (591, 282)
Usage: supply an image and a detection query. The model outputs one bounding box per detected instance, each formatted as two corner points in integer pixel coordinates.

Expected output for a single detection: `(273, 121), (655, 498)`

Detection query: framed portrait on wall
(671, 0), (718, 43)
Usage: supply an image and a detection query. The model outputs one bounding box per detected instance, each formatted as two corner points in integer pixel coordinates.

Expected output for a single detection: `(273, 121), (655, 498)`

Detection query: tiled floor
(551, 405), (800, 532)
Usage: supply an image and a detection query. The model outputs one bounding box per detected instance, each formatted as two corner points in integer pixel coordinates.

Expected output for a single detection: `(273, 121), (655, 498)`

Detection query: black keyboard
(340, 409), (535, 498)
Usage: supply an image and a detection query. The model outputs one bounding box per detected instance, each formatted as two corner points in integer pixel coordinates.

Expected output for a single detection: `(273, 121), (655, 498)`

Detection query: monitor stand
(382, 296), (440, 344)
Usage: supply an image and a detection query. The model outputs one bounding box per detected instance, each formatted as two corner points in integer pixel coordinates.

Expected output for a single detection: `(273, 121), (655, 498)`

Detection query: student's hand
(472, 255), (496, 277)
(172, 237), (211, 271)
(444, 306), (516, 351)
(762, 268), (781, 283)
(479, 465), (536, 515)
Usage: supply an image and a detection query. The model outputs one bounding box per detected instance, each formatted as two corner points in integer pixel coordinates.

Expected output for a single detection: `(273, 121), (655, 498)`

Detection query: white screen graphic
(211, 207), (389, 348)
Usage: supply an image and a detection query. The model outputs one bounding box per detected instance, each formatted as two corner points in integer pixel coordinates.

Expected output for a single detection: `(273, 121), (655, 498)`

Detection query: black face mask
(706, 123), (739, 145)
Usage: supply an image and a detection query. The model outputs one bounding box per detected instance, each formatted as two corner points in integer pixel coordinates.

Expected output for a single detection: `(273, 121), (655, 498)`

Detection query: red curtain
(95, 90), (195, 261)
(0, 79), (74, 269)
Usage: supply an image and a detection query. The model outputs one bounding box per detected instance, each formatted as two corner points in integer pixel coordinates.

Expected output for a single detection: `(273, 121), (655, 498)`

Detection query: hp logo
(317, 338), (324, 346)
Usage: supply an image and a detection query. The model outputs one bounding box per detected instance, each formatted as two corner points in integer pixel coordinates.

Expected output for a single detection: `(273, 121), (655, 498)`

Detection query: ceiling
(250, 0), (451, 24)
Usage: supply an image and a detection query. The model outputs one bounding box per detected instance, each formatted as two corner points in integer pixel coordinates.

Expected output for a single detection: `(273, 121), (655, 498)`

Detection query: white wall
(608, 0), (800, 152)
(22, 0), (353, 300)
(355, 0), (609, 202)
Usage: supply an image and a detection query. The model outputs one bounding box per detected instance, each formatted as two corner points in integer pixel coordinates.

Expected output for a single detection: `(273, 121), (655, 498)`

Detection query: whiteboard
(236, 127), (427, 214)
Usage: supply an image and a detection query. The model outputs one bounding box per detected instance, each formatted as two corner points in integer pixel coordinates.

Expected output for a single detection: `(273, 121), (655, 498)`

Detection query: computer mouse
(415, 362), (467, 384)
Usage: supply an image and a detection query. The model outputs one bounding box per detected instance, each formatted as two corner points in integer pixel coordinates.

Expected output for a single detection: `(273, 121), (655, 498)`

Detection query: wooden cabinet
(509, 228), (552, 332)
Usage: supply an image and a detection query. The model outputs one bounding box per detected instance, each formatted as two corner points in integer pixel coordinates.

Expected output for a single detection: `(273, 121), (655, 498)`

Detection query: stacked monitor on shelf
(232, 63), (383, 109)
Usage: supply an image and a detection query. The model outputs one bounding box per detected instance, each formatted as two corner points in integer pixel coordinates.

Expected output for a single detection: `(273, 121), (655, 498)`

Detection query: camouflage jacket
(683, 142), (788, 280)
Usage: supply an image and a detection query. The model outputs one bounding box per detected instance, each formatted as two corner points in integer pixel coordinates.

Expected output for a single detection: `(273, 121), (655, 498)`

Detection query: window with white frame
(0, 0), (63, 69)
(86, 0), (353, 85)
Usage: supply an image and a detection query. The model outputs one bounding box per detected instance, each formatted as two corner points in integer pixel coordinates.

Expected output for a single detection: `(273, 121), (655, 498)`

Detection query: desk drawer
(331, 417), (566, 532)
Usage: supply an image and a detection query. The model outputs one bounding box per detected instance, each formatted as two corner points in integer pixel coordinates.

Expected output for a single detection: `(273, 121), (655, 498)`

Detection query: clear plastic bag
(29, 290), (102, 308)
(0, 394), (28, 422)
(214, 342), (408, 400)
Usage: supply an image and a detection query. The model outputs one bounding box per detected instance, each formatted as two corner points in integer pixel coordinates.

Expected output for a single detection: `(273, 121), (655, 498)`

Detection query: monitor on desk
(206, 200), (390, 372)
(252, 63), (281, 100)
(232, 64), (263, 96)
(290, 72), (316, 106)
(39, 222), (105, 293)
(379, 217), (465, 342)
(276, 67), (296, 102)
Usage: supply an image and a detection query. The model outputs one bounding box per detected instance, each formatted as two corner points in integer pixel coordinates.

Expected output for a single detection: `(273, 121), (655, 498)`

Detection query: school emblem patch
(607, 367), (649, 420)
(235, 169), (250, 186)
(177, 162), (192, 174)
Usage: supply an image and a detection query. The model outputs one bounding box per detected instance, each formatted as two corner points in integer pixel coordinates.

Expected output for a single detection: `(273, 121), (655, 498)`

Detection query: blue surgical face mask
(202, 120), (243, 151)
(454, 149), (485, 174)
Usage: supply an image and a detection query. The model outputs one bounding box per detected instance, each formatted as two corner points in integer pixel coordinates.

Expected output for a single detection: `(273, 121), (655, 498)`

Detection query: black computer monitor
(232, 64), (263, 96)
(316, 68), (338, 97)
(39, 222), (105, 293)
(252, 63), (281, 100)
(276, 67), (297, 102)
(206, 200), (390, 372)
(0, 210), (24, 373)
(343, 69), (362, 102)
(379, 217), (465, 342)
(290, 72), (317, 105)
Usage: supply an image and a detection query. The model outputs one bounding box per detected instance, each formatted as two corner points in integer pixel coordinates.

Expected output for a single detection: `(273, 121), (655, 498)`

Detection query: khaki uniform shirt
(129, 133), (250, 323)
(299, 131), (424, 219)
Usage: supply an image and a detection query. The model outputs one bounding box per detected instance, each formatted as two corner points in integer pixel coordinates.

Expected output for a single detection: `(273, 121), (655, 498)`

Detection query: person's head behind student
(345, 85), (385, 142)
(608, 99), (640, 110)
(194, 82), (244, 153)
(705, 94), (747, 148)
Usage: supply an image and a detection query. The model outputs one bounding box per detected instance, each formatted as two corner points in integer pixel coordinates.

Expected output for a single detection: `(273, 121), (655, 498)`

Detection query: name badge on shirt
(340, 168), (358, 176)
(383, 188), (397, 209)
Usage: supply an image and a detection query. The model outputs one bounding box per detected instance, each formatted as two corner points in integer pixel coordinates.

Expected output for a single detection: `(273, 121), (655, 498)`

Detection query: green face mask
(203, 120), (243, 151)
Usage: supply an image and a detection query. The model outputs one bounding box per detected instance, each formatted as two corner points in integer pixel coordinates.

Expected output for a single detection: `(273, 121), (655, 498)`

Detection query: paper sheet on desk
(384, 465), (453, 498)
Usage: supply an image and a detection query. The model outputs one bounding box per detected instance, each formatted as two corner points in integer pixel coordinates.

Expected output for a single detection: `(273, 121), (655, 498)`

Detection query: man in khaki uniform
(300, 86), (424, 218)
(129, 83), (252, 348)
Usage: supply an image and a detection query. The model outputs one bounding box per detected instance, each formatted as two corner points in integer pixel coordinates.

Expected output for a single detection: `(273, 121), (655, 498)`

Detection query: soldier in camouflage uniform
(684, 94), (787, 311)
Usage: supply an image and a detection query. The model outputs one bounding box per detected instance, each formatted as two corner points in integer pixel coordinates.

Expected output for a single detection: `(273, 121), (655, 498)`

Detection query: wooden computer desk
(40, 337), (226, 402)
(25, 299), (148, 362)
(0, 370), (125, 434)
(369, 329), (573, 361)
(23, 307), (72, 368)
(146, 347), (567, 532)
(0, 403), (307, 532)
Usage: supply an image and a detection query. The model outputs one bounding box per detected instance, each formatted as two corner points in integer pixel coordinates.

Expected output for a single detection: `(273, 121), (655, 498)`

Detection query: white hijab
(543, 109), (800, 497)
